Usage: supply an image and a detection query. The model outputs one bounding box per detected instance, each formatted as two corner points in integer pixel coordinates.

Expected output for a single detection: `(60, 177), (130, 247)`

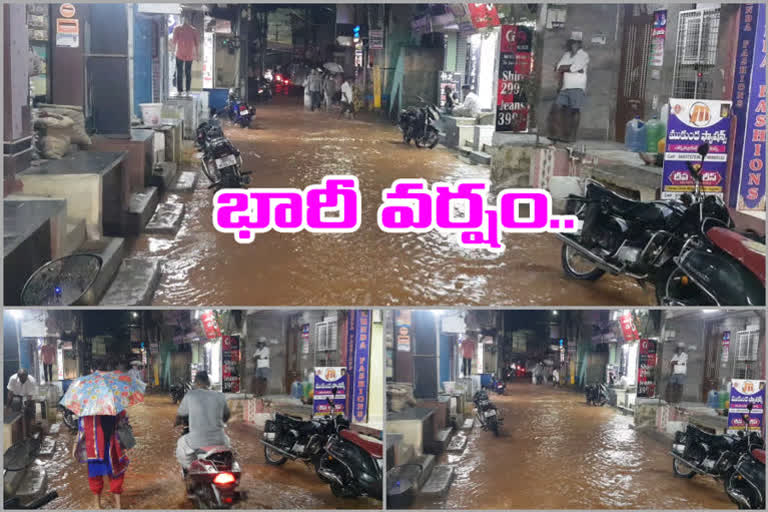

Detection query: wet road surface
(43, 394), (377, 509)
(129, 97), (655, 307)
(413, 382), (734, 510)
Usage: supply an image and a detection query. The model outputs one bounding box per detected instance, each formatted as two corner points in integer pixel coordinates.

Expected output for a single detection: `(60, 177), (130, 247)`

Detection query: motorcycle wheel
(201, 159), (222, 187)
(263, 445), (288, 465)
(561, 243), (606, 281)
(672, 458), (697, 479)
(489, 416), (500, 436)
(330, 482), (359, 499)
(402, 134), (411, 145)
(426, 129), (440, 149)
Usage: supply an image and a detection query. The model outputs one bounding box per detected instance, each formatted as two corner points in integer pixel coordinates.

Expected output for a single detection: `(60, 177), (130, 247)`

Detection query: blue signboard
(345, 314), (357, 418)
(662, 99), (732, 200)
(352, 310), (371, 423)
(727, 379), (765, 433)
(313, 367), (347, 416)
(735, 4), (766, 212)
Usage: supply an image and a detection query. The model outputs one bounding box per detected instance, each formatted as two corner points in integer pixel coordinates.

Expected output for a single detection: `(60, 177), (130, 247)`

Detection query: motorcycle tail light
(681, 276), (689, 286)
(213, 472), (236, 486)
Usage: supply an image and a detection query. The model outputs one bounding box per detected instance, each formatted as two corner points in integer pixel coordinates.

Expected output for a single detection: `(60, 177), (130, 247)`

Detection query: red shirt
(461, 339), (476, 359)
(173, 24), (199, 62)
(41, 344), (56, 365)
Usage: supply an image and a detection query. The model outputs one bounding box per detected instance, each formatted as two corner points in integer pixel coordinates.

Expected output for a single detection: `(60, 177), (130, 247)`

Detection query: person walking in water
(339, 77), (355, 119)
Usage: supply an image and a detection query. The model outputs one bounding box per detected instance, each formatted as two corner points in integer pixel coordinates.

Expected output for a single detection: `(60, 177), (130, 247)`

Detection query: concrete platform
(150, 161), (178, 189)
(73, 237), (126, 305)
(169, 170), (198, 192)
(461, 418), (475, 430)
(48, 424), (61, 435)
(420, 464), (455, 497)
(126, 187), (160, 234)
(63, 217), (87, 256)
(446, 432), (468, 453)
(434, 427), (453, 452)
(100, 258), (161, 305)
(145, 202), (185, 235)
(387, 465), (422, 509)
(38, 438), (56, 457)
(411, 453), (436, 489)
(12, 462), (47, 503)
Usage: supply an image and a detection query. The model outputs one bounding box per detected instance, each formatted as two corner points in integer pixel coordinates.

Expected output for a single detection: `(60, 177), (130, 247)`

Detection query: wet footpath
(128, 97), (655, 307)
(43, 394), (377, 509)
(413, 382), (734, 510)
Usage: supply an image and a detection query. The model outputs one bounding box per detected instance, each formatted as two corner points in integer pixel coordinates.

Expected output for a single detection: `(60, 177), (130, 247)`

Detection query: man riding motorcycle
(175, 371), (231, 476)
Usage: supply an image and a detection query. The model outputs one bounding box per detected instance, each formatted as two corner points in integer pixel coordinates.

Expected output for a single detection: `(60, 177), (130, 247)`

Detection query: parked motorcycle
(473, 390), (501, 436)
(315, 394), (383, 500)
(58, 405), (78, 432)
(254, 79), (273, 103)
(557, 143), (765, 306)
(226, 89), (254, 128)
(261, 392), (349, 470)
(180, 420), (246, 509)
(584, 383), (608, 406)
(170, 379), (191, 404)
(398, 96), (443, 149)
(489, 375), (505, 395)
(726, 444), (765, 509)
(196, 118), (251, 190)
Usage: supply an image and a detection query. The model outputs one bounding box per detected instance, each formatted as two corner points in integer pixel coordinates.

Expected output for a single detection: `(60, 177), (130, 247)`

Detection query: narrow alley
(42, 394), (377, 510)
(413, 382), (734, 510)
(128, 98), (655, 307)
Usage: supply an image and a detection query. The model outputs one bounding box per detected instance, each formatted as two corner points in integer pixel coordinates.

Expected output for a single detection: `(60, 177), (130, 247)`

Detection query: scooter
(315, 395), (383, 500)
(473, 390), (501, 436)
(226, 89), (254, 128)
(585, 383), (608, 406)
(180, 420), (246, 509)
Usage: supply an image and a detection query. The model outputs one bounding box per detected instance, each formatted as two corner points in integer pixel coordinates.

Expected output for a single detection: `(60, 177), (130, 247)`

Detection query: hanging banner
(649, 9), (667, 67)
(369, 29), (383, 50)
(736, 4), (766, 212)
(496, 25), (533, 132)
(353, 310), (371, 423)
(301, 324), (310, 354)
(727, 379), (765, 433)
(396, 310), (411, 352)
(637, 339), (657, 398)
(55, 18), (79, 48)
(345, 315), (357, 418)
(468, 4), (500, 29)
(200, 310), (221, 340)
(662, 99), (732, 200)
(222, 335), (240, 393)
(721, 331), (731, 363)
(313, 367), (347, 416)
(618, 312), (638, 342)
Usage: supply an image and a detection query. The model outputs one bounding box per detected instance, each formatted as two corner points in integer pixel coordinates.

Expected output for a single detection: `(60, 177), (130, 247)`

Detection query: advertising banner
(313, 366), (347, 416)
(619, 312), (638, 342)
(736, 4), (766, 212)
(649, 10), (667, 67)
(200, 310), (222, 340)
(345, 315), (356, 417)
(440, 71), (462, 107)
(369, 29), (384, 49)
(721, 331), (731, 363)
(468, 4), (500, 29)
(496, 25), (534, 132)
(727, 379), (765, 433)
(396, 310), (411, 352)
(637, 339), (657, 398)
(55, 18), (79, 48)
(222, 335), (240, 393)
(352, 310), (371, 423)
(662, 99), (732, 200)
(301, 324), (310, 354)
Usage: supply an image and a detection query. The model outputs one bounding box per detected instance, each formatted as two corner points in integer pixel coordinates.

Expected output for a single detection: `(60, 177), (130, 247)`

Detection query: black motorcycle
(261, 404), (348, 470)
(58, 405), (78, 432)
(196, 118), (251, 190)
(726, 444), (765, 509)
(557, 143), (765, 306)
(254, 79), (273, 104)
(398, 96), (443, 149)
(584, 383), (608, 406)
(170, 379), (191, 404)
(473, 390), (501, 436)
(315, 395), (383, 500)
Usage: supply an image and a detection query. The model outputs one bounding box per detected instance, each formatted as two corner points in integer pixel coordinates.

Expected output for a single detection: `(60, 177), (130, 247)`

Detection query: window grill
(672, 8), (720, 99)
(732, 328), (760, 379)
(315, 320), (338, 352)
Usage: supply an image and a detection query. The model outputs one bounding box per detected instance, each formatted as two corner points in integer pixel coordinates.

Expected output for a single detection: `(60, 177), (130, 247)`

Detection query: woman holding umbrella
(63, 369), (145, 508)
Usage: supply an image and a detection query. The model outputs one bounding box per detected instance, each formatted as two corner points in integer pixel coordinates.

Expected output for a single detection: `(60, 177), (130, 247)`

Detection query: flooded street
(128, 98), (654, 306)
(414, 382), (734, 510)
(43, 394), (377, 509)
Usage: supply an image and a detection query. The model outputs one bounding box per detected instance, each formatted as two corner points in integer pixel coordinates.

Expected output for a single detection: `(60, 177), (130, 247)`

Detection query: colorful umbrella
(60, 371), (145, 416)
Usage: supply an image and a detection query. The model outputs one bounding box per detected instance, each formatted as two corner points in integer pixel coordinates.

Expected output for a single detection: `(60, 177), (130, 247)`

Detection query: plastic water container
(625, 116), (646, 152)
(139, 103), (163, 126)
(707, 390), (719, 408)
(645, 116), (665, 153)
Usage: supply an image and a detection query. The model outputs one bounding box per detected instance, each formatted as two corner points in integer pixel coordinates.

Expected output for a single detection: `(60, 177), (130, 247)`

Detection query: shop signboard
(618, 312), (638, 342)
(313, 367), (347, 416)
(637, 339), (657, 398)
(200, 310), (221, 340)
(727, 379), (765, 433)
(649, 9), (667, 67)
(439, 71), (462, 107)
(369, 29), (383, 50)
(55, 18), (79, 48)
(396, 310), (411, 352)
(301, 324), (310, 354)
(222, 335), (240, 393)
(345, 315), (357, 418)
(662, 99), (732, 200)
(496, 25), (533, 132)
(721, 331), (731, 363)
(468, 4), (500, 29)
(735, 4), (766, 213)
(352, 311), (371, 423)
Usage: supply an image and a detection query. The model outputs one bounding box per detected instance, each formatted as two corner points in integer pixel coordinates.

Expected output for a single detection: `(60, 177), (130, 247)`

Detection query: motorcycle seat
(752, 449), (765, 464)
(706, 227), (766, 285)
(194, 446), (231, 458)
(340, 429), (383, 459)
(587, 183), (665, 220)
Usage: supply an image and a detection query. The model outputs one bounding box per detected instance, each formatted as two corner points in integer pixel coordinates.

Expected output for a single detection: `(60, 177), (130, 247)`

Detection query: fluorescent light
(701, 309), (719, 314)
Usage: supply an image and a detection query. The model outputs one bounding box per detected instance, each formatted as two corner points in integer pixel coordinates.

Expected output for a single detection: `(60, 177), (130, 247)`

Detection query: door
(615, 5), (653, 142)
(285, 325), (301, 392)
(702, 322), (721, 399)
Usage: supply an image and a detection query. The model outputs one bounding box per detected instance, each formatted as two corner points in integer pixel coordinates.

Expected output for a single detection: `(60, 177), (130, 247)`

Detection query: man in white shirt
(454, 85), (480, 118)
(252, 341), (271, 396)
(668, 343), (688, 404)
(7, 369), (38, 437)
(549, 37), (589, 143)
(339, 77), (355, 119)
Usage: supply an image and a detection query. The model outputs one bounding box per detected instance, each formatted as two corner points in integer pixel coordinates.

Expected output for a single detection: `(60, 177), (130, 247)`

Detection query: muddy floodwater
(43, 394), (377, 509)
(128, 97), (655, 306)
(412, 382), (734, 510)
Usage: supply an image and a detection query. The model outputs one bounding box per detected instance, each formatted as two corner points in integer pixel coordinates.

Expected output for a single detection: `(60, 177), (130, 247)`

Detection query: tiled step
(446, 431), (468, 453)
(169, 170), (198, 192)
(461, 418), (475, 430)
(420, 464), (455, 497)
(73, 237), (126, 304)
(100, 258), (161, 305)
(126, 187), (159, 234)
(145, 202), (185, 235)
(151, 161), (179, 189)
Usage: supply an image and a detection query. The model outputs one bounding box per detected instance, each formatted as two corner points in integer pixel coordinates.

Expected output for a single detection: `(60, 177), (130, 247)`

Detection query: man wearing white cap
(669, 342), (688, 404)
(550, 34), (590, 142)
